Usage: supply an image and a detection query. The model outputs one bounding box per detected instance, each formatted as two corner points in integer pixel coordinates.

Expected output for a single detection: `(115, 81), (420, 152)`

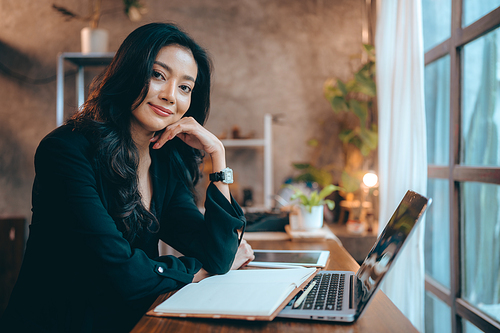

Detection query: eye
(152, 70), (165, 80)
(180, 85), (192, 93)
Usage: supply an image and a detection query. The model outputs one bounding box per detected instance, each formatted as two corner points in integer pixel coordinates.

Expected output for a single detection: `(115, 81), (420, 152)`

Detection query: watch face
(225, 169), (233, 182)
(222, 168), (233, 184)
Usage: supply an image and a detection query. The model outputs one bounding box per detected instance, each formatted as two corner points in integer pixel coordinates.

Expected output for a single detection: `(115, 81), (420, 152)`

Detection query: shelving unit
(56, 52), (115, 126)
(221, 114), (273, 209)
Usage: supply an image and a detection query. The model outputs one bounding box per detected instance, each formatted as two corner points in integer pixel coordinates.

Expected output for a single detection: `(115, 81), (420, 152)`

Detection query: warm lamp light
(363, 172), (378, 188)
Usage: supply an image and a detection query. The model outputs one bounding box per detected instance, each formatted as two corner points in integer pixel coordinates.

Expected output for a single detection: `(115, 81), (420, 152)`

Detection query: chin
(146, 118), (174, 132)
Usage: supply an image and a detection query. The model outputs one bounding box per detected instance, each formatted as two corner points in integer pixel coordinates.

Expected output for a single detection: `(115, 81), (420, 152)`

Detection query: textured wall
(0, 0), (363, 222)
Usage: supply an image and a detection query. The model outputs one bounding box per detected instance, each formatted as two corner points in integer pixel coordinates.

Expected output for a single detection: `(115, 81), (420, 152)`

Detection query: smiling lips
(149, 103), (173, 117)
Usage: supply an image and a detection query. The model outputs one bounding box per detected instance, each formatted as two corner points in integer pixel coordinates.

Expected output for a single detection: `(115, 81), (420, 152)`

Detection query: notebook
(148, 267), (317, 321)
(278, 190), (431, 322)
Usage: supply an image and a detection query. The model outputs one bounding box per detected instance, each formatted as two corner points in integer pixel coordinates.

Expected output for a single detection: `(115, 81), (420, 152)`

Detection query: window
(425, 291), (452, 333)
(422, 0), (451, 52)
(422, 1), (500, 332)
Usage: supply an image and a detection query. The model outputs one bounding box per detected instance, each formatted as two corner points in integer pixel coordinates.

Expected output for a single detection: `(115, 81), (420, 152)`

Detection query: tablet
(247, 250), (330, 268)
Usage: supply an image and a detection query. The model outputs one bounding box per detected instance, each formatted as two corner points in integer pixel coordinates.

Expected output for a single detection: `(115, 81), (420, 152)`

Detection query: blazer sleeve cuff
(153, 255), (203, 285)
(206, 182), (245, 217)
(206, 182), (246, 242)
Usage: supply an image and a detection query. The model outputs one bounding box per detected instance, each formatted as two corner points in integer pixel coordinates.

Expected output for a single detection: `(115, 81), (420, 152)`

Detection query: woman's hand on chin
(151, 116), (231, 201)
(150, 117), (223, 155)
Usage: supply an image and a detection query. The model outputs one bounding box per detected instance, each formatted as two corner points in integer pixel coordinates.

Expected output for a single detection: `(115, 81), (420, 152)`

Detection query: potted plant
(53, 0), (147, 53)
(287, 184), (342, 230)
(293, 44), (377, 200)
(323, 44), (378, 195)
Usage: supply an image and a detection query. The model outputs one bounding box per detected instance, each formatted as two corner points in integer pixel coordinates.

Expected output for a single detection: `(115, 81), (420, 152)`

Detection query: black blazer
(1, 125), (245, 333)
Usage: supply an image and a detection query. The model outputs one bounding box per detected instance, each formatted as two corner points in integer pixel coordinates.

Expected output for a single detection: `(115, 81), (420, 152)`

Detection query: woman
(1, 23), (254, 332)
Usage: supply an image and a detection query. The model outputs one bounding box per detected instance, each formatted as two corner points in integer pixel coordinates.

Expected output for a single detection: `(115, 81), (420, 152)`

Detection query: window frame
(424, 2), (500, 333)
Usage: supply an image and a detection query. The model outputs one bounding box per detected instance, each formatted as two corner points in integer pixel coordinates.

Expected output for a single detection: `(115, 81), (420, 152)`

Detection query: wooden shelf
(222, 114), (273, 209)
(221, 139), (266, 147)
(56, 52), (115, 126)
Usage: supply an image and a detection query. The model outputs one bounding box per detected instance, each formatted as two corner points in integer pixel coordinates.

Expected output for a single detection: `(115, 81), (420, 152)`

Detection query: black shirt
(1, 125), (245, 332)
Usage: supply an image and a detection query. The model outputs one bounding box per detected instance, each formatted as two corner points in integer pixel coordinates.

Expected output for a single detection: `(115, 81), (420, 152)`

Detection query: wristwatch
(209, 167), (234, 184)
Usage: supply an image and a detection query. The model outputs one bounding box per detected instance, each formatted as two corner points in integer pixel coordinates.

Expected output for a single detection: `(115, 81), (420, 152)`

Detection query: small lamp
(362, 171), (378, 188)
(361, 171), (378, 232)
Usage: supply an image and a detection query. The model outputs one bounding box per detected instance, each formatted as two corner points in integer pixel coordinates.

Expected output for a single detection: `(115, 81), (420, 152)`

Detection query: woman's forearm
(209, 143), (231, 202)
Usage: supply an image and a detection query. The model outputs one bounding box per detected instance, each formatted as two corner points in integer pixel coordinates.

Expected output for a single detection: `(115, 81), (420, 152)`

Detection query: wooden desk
(131, 239), (418, 333)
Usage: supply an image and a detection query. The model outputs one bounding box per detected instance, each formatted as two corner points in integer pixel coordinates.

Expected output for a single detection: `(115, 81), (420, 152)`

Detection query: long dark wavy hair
(68, 23), (212, 244)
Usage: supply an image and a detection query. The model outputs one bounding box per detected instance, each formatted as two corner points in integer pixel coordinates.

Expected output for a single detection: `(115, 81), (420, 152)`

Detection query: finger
(244, 245), (253, 256)
(162, 121), (193, 142)
(152, 126), (180, 149)
(242, 241), (253, 254)
(240, 259), (251, 268)
(152, 132), (167, 149)
(152, 118), (191, 149)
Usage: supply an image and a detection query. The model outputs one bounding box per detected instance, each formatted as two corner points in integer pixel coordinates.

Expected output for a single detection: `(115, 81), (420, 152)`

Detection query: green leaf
(348, 100), (367, 125)
(363, 44), (374, 54)
(323, 84), (343, 101)
(354, 72), (376, 97)
(339, 129), (356, 144)
(293, 174), (313, 183)
(310, 191), (319, 206)
(364, 128), (378, 149)
(307, 139), (319, 147)
(358, 62), (375, 76)
(291, 163), (333, 187)
(341, 171), (361, 193)
(360, 144), (371, 156)
(357, 127), (378, 156)
(363, 44), (376, 61)
(292, 163), (311, 170)
(308, 168), (333, 188)
(288, 183), (340, 212)
(325, 199), (335, 211)
(345, 79), (357, 92)
(331, 96), (348, 113)
(346, 130), (364, 150)
(318, 184), (341, 201)
(337, 79), (348, 96)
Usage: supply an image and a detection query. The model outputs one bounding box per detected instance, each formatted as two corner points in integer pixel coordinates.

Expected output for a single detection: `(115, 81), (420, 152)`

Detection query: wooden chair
(0, 216), (25, 317)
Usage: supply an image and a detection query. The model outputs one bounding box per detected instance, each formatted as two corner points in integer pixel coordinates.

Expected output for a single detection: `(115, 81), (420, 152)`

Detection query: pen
(247, 263), (307, 269)
(293, 280), (317, 308)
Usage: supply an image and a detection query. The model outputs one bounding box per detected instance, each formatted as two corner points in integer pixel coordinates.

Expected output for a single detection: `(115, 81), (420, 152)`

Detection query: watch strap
(209, 171), (224, 182)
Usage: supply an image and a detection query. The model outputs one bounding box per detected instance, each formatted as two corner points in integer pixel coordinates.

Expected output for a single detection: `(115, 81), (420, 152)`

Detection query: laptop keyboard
(289, 272), (345, 311)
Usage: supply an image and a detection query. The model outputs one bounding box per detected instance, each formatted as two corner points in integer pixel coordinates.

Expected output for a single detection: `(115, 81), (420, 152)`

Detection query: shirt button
(158, 267), (164, 273)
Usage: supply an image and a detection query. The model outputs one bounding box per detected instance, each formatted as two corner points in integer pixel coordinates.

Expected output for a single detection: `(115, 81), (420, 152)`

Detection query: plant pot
(81, 27), (109, 54)
(299, 205), (324, 230)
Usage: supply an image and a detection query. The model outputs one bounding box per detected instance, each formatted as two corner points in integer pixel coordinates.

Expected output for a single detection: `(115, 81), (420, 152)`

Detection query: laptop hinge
(349, 274), (354, 309)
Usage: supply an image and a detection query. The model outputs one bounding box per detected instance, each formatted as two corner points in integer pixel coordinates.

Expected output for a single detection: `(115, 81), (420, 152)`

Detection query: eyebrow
(154, 61), (196, 83)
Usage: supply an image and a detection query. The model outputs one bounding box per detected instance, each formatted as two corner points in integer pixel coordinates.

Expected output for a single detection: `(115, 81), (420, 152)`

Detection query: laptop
(278, 190), (431, 322)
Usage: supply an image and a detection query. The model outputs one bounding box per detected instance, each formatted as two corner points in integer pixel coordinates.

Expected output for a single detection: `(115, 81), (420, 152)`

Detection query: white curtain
(375, 0), (427, 331)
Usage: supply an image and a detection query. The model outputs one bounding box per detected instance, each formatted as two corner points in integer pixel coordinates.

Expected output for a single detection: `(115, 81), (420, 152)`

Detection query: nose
(159, 80), (176, 104)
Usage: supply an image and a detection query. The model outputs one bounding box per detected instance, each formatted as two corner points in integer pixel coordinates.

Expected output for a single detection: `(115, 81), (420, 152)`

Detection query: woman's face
(131, 44), (198, 136)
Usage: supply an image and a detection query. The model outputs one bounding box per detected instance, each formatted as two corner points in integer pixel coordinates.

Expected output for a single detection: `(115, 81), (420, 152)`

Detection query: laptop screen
(354, 190), (430, 318)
